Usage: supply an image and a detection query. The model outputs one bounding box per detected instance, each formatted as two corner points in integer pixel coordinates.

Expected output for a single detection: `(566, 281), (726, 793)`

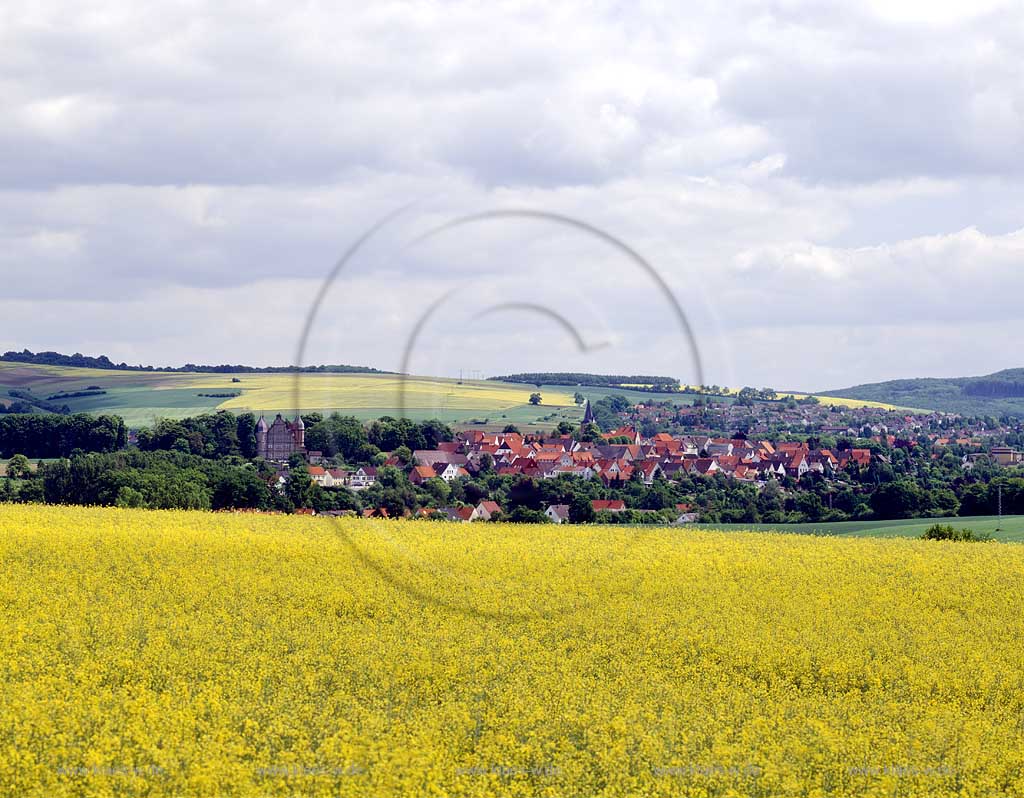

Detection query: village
(252, 395), (1024, 523)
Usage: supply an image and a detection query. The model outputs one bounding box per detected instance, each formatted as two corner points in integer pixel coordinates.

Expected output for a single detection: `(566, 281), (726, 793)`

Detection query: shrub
(921, 523), (991, 542)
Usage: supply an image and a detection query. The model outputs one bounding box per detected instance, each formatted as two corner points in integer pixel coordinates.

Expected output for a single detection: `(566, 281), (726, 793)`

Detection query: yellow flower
(1, 504), (1021, 797)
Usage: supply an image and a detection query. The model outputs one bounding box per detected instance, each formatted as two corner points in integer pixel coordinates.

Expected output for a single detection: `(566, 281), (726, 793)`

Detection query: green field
(685, 515), (1024, 542)
(0, 362), (579, 429)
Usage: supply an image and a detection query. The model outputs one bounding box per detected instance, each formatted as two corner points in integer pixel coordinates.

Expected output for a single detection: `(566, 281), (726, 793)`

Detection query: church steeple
(582, 399), (596, 426)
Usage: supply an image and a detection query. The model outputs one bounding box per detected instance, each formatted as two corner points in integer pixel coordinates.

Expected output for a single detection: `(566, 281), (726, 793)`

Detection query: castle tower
(293, 413), (305, 448)
(256, 414), (268, 459)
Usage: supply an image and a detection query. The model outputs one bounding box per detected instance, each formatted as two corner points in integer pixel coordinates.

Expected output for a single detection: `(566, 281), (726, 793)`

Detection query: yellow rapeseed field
(211, 374), (574, 414)
(2, 505), (1023, 798)
(780, 393), (918, 412)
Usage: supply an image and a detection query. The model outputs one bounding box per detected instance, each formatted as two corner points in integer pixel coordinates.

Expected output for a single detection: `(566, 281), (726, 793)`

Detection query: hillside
(824, 368), (1024, 417)
(0, 362), (577, 428)
(0, 358), (932, 428)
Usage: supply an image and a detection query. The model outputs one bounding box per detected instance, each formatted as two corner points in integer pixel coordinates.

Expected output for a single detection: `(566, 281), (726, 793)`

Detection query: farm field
(3, 505), (1023, 797)
(687, 514), (1024, 542)
(0, 361), (920, 430)
(0, 363), (576, 428)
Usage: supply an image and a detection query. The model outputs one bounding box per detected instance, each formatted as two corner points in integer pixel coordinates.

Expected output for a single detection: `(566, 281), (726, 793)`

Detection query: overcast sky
(2, 0), (1022, 391)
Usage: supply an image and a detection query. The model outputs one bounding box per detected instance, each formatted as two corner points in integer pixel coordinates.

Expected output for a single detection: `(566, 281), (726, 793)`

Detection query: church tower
(582, 399), (596, 427)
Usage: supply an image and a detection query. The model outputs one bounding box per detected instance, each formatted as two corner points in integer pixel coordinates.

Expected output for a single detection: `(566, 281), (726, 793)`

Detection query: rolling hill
(2, 353), (1004, 428)
(823, 368), (1024, 417)
(0, 362), (577, 428)
(0, 359), (931, 428)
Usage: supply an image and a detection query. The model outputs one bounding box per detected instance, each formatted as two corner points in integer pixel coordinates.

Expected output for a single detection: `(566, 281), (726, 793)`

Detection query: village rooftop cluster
(252, 398), (1022, 522)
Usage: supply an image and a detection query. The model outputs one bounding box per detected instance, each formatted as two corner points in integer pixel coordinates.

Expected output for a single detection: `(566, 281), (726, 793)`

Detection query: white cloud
(1, 0), (1022, 389)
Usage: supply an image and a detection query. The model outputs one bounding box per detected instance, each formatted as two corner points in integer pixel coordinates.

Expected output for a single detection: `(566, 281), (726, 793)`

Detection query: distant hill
(823, 368), (1024, 417)
(1, 349), (388, 375)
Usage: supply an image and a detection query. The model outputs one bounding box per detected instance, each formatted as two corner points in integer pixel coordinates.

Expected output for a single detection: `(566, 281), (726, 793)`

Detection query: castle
(256, 413), (306, 461)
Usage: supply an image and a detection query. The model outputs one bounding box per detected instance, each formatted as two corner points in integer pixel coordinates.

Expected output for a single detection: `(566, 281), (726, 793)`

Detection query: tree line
(1, 349), (387, 374)
(490, 373), (681, 390)
(0, 414), (126, 458)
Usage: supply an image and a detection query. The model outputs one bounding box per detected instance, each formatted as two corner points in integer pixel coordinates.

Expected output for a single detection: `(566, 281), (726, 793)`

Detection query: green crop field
(684, 515), (1024, 542)
(0, 362), (578, 429)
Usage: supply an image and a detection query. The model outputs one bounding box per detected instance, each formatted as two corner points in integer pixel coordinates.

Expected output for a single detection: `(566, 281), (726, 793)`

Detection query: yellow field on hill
(781, 392), (918, 411)
(211, 374), (573, 414)
(0, 362), (575, 424)
(2, 505), (1023, 797)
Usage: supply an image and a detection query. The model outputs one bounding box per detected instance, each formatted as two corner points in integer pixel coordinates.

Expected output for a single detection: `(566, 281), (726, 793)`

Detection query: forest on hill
(824, 368), (1024, 417)
(491, 372), (681, 391)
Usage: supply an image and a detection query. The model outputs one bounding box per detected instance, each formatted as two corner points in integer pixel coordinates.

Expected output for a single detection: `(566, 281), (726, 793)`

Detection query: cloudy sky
(2, 0), (1022, 391)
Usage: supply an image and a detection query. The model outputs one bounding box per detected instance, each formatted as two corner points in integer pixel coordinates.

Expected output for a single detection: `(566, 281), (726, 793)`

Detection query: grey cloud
(706, 4), (1024, 182)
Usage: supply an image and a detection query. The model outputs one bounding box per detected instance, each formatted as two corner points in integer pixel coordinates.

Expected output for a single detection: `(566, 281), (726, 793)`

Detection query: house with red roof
(471, 501), (503, 521)
(636, 459), (661, 485)
(438, 506), (475, 522)
(307, 465), (330, 487)
(409, 464), (439, 485)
